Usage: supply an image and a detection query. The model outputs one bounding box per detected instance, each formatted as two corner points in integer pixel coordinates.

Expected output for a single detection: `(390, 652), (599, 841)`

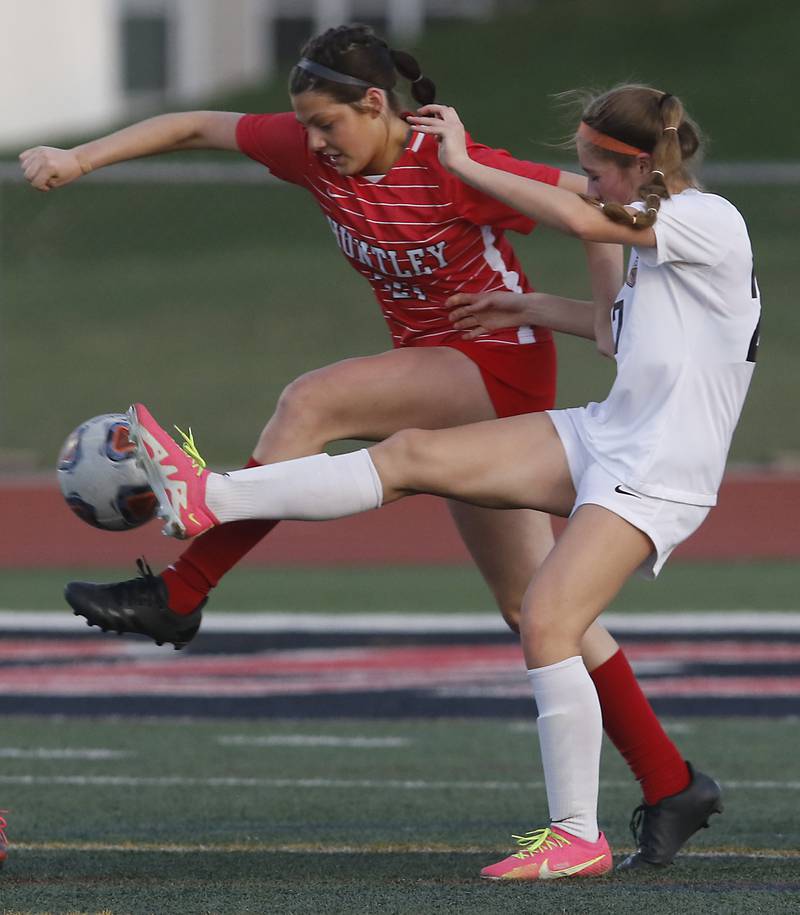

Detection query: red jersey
(236, 112), (560, 348)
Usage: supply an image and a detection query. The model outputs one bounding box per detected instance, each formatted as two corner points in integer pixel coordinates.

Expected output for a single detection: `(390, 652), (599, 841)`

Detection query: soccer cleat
(64, 558), (204, 650)
(0, 810), (8, 869)
(481, 826), (612, 881)
(616, 762), (723, 870)
(126, 402), (219, 540)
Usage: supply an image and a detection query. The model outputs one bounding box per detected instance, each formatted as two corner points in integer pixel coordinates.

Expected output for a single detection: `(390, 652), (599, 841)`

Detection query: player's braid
(580, 87), (702, 229)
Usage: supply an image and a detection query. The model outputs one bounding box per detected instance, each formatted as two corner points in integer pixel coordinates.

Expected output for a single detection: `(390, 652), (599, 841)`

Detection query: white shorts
(548, 407), (710, 579)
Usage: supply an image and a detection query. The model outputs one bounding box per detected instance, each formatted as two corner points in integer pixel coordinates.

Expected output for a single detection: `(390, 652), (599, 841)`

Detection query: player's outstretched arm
(446, 291), (595, 341)
(19, 110), (242, 192)
(408, 105), (656, 248)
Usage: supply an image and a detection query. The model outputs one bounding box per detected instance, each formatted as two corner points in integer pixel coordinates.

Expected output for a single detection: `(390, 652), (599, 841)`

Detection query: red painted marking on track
(0, 639), (798, 699)
(641, 677), (800, 696)
(625, 641), (800, 662)
(0, 640), (133, 660)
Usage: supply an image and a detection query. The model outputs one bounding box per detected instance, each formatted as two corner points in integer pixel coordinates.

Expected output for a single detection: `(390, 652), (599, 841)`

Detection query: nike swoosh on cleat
(539, 854), (607, 879)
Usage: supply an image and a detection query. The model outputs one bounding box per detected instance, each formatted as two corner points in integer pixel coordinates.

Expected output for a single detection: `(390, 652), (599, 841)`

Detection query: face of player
(578, 146), (652, 205)
(292, 89), (400, 176)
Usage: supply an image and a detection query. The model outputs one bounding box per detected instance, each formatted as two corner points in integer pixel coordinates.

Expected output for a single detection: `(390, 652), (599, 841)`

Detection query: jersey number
(375, 275), (428, 301)
(747, 265), (760, 363)
(611, 299), (624, 354)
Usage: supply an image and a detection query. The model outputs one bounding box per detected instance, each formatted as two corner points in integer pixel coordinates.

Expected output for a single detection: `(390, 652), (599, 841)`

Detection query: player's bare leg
(482, 506), (652, 880)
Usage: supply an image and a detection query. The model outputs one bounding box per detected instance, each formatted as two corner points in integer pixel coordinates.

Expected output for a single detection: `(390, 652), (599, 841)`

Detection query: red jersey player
(20, 24), (718, 868)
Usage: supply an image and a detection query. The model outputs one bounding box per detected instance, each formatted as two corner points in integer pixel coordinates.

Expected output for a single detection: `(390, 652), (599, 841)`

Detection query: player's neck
(362, 116), (412, 175)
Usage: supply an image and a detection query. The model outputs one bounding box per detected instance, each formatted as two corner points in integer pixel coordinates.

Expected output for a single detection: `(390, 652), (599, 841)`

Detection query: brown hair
(577, 85), (703, 228)
(289, 24), (436, 112)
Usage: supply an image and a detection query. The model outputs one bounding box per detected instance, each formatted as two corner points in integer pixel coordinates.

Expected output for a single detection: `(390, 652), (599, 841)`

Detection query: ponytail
(390, 49), (436, 106)
(576, 85), (703, 229)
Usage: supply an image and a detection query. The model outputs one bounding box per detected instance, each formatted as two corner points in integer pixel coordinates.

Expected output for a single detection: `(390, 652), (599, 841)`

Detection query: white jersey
(579, 189), (760, 506)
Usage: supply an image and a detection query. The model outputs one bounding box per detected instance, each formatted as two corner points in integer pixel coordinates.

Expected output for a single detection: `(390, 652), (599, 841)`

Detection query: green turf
(2, 178), (796, 469)
(0, 561), (798, 613)
(0, 716), (798, 913)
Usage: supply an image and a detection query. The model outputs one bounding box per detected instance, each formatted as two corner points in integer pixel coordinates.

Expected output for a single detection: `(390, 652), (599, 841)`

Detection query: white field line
(10, 841), (800, 860)
(218, 735), (411, 748)
(2, 161), (800, 185)
(0, 748), (130, 759)
(0, 775), (798, 791)
(1, 610), (800, 634)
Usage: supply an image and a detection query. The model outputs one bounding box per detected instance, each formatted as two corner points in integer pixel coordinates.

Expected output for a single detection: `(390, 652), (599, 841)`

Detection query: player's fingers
(414, 104), (448, 117)
(30, 164), (56, 189)
(406, 115), (445, 129)
(451, 316), (481, 331)
(444, 293), (477, 309)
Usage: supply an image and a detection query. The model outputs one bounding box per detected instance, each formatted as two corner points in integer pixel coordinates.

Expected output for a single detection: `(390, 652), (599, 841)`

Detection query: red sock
(161, 457), (279, 614)
(591, 648), (690, 805)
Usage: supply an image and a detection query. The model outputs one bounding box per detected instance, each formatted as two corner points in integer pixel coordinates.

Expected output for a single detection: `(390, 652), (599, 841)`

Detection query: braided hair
(289, 24), (436, 111)
(577, 85), (703, 228)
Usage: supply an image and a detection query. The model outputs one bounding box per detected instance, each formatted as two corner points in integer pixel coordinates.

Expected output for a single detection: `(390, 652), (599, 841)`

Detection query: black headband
(295, 57), (373, 89)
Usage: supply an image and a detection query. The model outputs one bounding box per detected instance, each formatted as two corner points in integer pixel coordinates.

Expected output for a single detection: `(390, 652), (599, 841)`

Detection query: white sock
(205, 449), (383, 523)
(528, 656), (602, 842)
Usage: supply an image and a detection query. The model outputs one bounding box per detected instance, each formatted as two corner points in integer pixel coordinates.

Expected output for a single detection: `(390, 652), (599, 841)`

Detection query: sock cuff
(527, 655), (583, 684)
(357, 449), (384, 508)
(588, 647), (628, 686)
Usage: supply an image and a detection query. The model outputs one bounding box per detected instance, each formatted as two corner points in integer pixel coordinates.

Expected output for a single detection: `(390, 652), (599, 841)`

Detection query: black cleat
(616, 762), (723, 870)
(64, 558), (204, 650)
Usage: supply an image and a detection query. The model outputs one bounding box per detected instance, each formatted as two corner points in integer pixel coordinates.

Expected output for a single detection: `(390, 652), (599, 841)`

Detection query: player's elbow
(561, 208), (600, 240)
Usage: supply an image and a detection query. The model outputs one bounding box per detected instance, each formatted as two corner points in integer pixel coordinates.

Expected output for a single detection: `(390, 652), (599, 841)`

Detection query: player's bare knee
(499, 602), (521, 634)
(520, 599), (580, 661)
(373, 428), (435, 496)
(249, 374), (335, 462)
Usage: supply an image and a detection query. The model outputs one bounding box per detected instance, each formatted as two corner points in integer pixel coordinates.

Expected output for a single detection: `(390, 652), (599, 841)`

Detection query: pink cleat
(481, 826), (612, 881)
(126, 403), (219, 540)
(0, 810), (8, 868)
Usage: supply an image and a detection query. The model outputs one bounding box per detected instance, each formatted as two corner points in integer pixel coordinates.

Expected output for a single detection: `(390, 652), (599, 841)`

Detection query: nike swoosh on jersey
(614, 484), (641, 498)
(538, 854), (607, 879)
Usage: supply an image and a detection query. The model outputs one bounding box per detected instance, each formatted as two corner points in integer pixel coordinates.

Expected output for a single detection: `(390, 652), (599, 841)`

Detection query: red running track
(1, 470), (798, 568)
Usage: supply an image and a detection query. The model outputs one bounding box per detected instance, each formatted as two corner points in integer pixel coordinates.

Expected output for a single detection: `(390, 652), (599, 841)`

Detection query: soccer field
(1, 716), (798, 914)
(1, 561), (799, 912)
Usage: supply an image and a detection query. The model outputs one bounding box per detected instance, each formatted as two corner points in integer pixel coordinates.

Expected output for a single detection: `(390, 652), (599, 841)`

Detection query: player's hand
(18, 146), (87, 192)
(446, 291), (537, 339)
(407, 105), (469, 173)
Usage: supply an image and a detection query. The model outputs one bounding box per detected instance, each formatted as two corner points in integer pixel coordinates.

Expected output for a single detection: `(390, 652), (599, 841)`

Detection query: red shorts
(442, 338), (557, 418)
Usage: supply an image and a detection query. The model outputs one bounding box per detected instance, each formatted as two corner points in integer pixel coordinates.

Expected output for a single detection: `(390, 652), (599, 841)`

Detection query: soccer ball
(56, 413), (158, 531)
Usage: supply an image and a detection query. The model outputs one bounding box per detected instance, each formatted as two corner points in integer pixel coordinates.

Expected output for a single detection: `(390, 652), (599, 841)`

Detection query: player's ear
(363, 87), (388, 118)
(636, 153), (652, 176)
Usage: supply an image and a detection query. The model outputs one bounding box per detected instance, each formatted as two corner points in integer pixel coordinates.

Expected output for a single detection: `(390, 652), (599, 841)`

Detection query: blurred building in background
(0, 0), (495, 146)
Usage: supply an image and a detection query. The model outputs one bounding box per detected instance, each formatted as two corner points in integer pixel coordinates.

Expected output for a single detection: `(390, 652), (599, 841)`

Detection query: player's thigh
(268, 346), (498, 443)
(448, 502), (554, 630)
(520, 504), (653, 667)
(372, 411), (576, 516)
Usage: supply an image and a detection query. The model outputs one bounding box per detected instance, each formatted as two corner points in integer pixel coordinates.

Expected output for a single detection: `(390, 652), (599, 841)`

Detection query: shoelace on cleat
(510, 827), (571, 860)
(110, 558), (164, 611)
(0, 810), (8, 848)
(174, 425), (208, 478)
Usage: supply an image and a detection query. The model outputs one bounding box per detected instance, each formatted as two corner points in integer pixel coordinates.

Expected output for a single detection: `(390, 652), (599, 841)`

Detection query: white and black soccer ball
(56, 413), (158, 531)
